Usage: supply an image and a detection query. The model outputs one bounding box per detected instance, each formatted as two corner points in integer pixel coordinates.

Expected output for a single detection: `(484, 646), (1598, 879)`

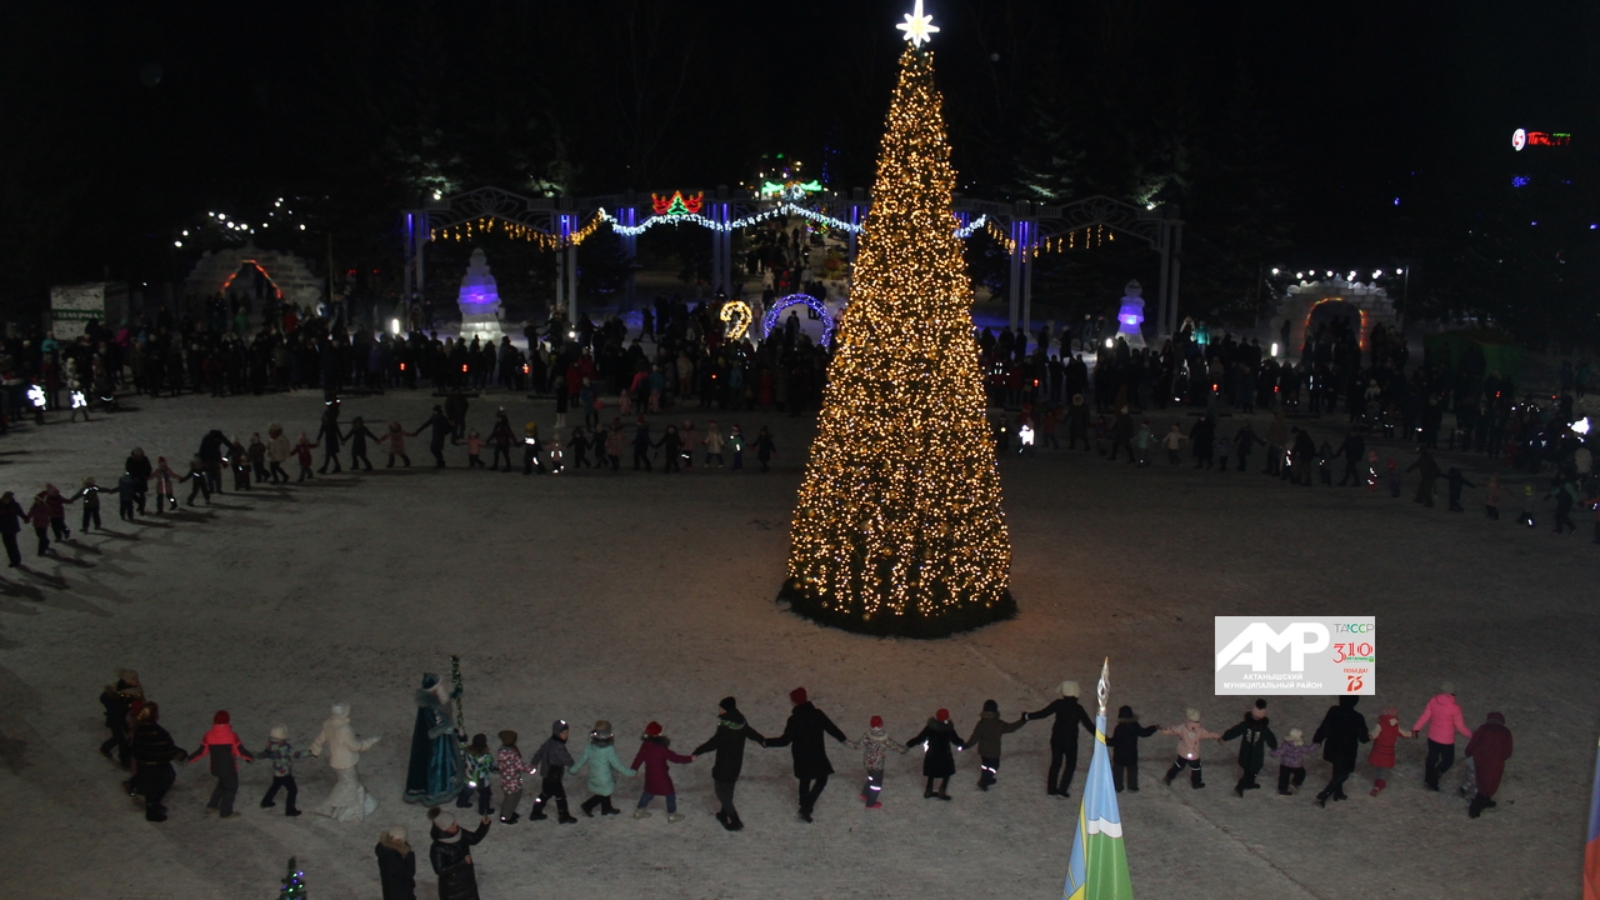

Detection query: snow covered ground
(0, 388), (1593, 900)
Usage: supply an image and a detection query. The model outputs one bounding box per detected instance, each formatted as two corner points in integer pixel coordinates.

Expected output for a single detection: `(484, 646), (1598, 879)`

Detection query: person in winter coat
(571, 720), (634, 818)
(428, 808), (491, 900)
(0, 491), (22, 566)
(1413, 682), (1473, 791)
(116, 470), (141, 522)
(413, 406), (455, 468)
(603, 419), (625, 470)
(847, 715), (908, 809)
(99, 668), (143, 766)
(1269, 728), (1319, 795)
(691, 696), (767, 831)
(1026, 680), (1097, 797)
(965, 699), (1027, 790)
(247, 433), (269, 483)
(1220, 699), (1279, 797)
(906, 709), (966, 800)
(130, 702), (188, 822)
(631, 417), (654, 471)
(257, 724), (308, 816)
(630, 721), (695, 822)
(493, 730), (534, 823)
(1367, 706), (1415, 796)
(1311, 695), (1369, 806)
(1407, 445), (1442, 506)
(291, 434), (315, 482)
(764, 687), (848, 822)
(654, 425), (684, 474)
(1463, 711), (1513, 818)
(375, 826), (416, 900)
(754, 425), (777, 472)
(528, 720), (578, 824)
(1162, 708), (1222, 789)
(309, 701), (381, 822)
(267, 425), (292, 483)
(1108, 705), (1159, 792)
(25, 491), (53, 556)
(455, 734), (494, 816)
(188, 710), (255, 819)
(703, 421), (726, 467)
(344, 417), (380, 472)
(379, 421), (412, 468)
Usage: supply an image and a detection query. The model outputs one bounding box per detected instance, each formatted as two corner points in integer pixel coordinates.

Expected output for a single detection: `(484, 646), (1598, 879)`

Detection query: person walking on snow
(1463, 711), (1513, 818)
(691, 697), (766, 831)
(1161, 708), (1221, 789)
(571, 721), (633, 818)
(1220, 699), (1278, 797)
(630, 721), (695, 822)
(905, 708), (966, 800)
(1311, 696), (1368, 806)
(1413, 682), (1473, 791)
(1269, 728), (1319, 795)
(1108, 705), (1159, 792)
(965, 699), (1027, 791)
(847, 715), (908, 809)
(764, 687), (848, 822)
(1026, 680), (1096, 797)
(528, 720), (578, 824)
(493, 730), (534, 824)
(1367, 706), (1414, 796)
(189, 710), (255, 819)
(258, 724), (309, 817)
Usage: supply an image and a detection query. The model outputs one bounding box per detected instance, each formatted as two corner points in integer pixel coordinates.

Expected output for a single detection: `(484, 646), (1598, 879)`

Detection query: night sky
(3, 1), (1595, 336)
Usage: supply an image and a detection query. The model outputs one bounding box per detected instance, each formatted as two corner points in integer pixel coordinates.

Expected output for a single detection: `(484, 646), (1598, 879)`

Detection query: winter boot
(1370, 778), (1386, 797)
(529, 798), (549, 821)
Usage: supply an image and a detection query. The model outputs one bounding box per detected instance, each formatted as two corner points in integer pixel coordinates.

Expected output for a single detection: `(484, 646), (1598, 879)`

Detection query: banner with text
(1215, 616), (1374, 696)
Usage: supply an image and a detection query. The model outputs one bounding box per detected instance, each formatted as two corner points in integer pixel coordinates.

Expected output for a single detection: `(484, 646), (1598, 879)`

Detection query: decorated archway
(1272, 278), (1398, 359)
(763, 293), (835, 346)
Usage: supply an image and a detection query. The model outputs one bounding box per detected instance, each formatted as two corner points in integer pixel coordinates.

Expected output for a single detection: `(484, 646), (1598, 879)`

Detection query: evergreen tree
(781, 45), (1014, 638)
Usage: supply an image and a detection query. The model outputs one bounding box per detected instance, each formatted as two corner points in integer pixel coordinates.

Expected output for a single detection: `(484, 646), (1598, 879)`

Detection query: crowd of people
(96, 670), (1513, 900)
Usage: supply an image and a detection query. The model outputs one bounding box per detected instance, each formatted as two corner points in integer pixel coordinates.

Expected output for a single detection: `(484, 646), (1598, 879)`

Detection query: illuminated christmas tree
(278, 858), (306, 899)
(781, 23), (1014, 638)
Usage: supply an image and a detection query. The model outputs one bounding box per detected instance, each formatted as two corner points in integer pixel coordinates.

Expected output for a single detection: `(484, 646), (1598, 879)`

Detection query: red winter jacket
(1464, 714), (1513, 797)
(631, 738), (692, 796)
(191, 724), (254, 774)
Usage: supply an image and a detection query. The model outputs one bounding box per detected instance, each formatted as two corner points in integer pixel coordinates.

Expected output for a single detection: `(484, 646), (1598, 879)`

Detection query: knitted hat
(1254, 699), (1268, 710)
(935, 708), (950, 722)
(213, 710), (230, 725)
(869, 716), (883, 729)
(1440, 680), (1456, 695)
(421, 673), (440, 689)
(645, 721), (663, 737)
(498, 730), (518, 745)
(1486, 711), (1505, 724)
(719, 696), (738, 713)
(591, 721), (612, 740)
(1185, 708), (1201, 722)
(551, 719), (568, 738)
(1060, 680), (1080, 697)
(117, 669), (140, 686)
(789, 687), (808, 705)
(1117, 705), (1134, 719)
(430, 809), (455, 831)
(270, 725), (289, 740)
(982, 699), (999, 713)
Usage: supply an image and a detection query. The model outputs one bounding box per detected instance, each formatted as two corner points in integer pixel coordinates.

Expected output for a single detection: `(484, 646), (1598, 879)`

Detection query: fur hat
(935, 708), (950, 722)
(645, 721), (663, 737)
(213, 710), (230, 725)
(869, 716), (884, 729)
(1185, 708), (1201, 722)
(790, 687), (808, 705)
(1440, 680), (1456, 695)
(385, 825), (408, 844)
(1060, 680), (1081, 698)
(270, 725), (289, 740)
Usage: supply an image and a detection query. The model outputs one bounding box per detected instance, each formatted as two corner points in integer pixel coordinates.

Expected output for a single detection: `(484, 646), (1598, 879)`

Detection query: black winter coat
(1109, 719), (1158, 766)
(1312, 696), (1369, 769)
(429, 822), (490, 900)
(765, 702), (846, 778)
(1221, 714), (1278, 773)
(375, 841), (416, 900)
(906, 718), (966, 778)
(1026, 697), (1095, 746)
(692, 711), (767, 782)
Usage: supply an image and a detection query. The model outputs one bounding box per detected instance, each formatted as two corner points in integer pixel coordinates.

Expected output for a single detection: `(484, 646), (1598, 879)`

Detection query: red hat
(869, 716), (883, 729)
(789, 687), (808, 705)
(935, 708), (949, 722)
(644, 721), (662, 737)
(213, 710), (230, 725)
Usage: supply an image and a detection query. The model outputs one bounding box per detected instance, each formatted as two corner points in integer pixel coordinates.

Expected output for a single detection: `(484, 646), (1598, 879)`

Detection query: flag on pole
(1585, 735), (1600, 900)
(1063, 659), (1133, 900)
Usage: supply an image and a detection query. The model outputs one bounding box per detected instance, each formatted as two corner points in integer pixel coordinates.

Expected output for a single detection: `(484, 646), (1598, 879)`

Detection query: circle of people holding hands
(97, 668), (1513, 900)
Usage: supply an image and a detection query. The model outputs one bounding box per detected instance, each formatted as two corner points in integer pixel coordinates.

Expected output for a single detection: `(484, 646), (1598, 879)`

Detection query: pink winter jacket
(1160, 721), (1221, 761)
(1412, 694), (1473, 744)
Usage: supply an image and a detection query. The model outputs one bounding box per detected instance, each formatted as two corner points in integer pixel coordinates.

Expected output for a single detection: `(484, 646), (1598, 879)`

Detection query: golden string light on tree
(779, 38), (1014, 638)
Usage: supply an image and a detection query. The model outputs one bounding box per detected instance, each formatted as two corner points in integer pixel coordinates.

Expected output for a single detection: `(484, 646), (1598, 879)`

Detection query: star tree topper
(897, 0), (939, 48)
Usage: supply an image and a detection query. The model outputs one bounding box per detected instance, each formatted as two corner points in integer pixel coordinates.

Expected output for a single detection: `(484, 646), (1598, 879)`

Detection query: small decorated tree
(278, 857), (306, 899)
